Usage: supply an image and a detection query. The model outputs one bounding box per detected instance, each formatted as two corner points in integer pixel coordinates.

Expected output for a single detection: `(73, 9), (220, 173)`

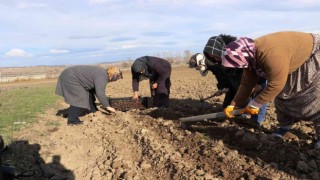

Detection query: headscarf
(222, 37), (267, 78)
(107, 66), (123, 82)
(189, 53), (208, 76)
(203, 36), (226, 61)
(131, 56), (154, 79)
(188, 54), (198, 68)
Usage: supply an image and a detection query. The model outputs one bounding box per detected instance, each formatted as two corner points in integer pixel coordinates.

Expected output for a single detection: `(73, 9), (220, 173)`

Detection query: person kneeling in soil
(55, 65), (122, 125)
(189, 34), (268, 126)
(131, 56), (171, 109)
(221, 31), (320, 149)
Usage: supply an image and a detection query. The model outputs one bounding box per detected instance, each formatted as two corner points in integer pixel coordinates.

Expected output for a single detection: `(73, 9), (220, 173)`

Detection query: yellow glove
(224, 105), (235, 118)
(240, 105), (259, 115)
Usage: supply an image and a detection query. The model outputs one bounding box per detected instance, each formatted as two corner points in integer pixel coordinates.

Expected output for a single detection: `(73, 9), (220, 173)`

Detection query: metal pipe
(179, 109), (243, 123)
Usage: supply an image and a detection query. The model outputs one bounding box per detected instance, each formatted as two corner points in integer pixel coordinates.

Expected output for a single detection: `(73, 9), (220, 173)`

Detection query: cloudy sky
(0, 0), (319, 67)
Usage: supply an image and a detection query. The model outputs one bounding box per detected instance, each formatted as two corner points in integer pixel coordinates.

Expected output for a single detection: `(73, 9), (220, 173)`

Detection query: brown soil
(2, 66), (320, 180)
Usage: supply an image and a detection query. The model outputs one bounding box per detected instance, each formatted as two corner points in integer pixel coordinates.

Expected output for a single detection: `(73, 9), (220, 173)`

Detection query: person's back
(255, 31), (313, 73)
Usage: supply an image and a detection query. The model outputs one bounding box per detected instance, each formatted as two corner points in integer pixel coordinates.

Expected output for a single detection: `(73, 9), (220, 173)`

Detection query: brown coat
(233, 31), (313, 107)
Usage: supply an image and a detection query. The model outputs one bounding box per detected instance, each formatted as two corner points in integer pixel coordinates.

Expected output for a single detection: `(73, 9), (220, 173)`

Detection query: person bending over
(131, 56), (171, 108)
(56, 65), (122, 125)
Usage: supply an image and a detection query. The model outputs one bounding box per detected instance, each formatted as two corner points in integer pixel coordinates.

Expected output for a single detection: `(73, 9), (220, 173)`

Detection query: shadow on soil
(188, 118), (318, 179)
(1, 140), (74, 180)
(143, 98), (319, 179)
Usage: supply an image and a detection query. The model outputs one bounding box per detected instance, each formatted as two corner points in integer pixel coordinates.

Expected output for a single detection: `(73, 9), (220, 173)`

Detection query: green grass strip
(0, 84), (60, 141)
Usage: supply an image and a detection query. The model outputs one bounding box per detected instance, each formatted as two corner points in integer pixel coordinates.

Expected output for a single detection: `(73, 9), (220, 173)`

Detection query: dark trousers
(67, 105), (87, 122)
(89, 92), (98, 112)
(68, 92), (97, 122)
(153, 93), (169, 108)
(150, 78), (171, 108)
(223, 88), (236, 108)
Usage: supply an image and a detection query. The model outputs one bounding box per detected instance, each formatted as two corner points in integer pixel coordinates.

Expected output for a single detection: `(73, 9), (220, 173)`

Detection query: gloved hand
(224, 105), (235, 118)
(240, 105), (259, 115)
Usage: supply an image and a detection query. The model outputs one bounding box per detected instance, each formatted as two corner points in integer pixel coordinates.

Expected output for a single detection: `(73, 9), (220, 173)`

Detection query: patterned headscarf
(203, 36), (226, 61)
(222, 37), (267, 78)
(107, 66), (123, 82)
(131, 56), (154, 78)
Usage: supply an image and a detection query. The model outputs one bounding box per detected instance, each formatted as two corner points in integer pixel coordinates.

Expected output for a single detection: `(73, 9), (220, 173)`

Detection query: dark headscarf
(131, 56), (154, 78)
(203, 36), (226, 61)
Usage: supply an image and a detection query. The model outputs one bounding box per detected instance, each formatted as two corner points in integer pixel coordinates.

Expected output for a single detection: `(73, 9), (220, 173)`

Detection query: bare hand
(106, 106), (116, 113)
(132, 91), (139, 100)
(152, 83), (158, 89)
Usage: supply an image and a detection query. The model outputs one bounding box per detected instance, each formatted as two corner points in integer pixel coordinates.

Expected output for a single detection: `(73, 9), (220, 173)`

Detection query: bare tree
(183, 50), (192, 63)
(167, 57), (175, 64)
(121, 62), (130, 68)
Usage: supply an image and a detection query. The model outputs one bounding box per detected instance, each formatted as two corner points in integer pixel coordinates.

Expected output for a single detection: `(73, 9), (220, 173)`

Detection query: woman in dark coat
(190, 35), (243, 108)
(131, 56), (171, 108)
(56, 65), (122, 125)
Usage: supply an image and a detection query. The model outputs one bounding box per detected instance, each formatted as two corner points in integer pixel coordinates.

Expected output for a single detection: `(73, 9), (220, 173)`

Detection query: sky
(0, 0), (320, 67)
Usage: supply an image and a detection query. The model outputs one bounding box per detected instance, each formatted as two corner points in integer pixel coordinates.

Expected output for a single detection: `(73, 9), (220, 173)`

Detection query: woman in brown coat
(221, 31), (320, 148)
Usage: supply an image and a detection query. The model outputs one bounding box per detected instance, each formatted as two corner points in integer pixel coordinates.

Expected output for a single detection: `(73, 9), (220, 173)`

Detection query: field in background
(0, 66), (318, 179)
(0, 82), (60, 143)
(0, 60), (189, 83)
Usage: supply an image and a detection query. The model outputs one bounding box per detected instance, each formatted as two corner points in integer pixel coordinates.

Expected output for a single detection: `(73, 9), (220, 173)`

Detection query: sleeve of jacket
(233, 69), (258, 107)
(132, 71), (140, 92)
(94, 76), (110, 108)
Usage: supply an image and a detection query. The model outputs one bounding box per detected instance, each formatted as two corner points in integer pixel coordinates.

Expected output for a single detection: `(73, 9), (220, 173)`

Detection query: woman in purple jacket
(131, 56), (171, 108)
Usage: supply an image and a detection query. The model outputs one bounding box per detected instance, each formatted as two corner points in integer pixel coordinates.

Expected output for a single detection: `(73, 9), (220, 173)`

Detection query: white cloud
(121, 45), (137, 49)
(49, 49), (70, 54)
(17, 2), (47, 9)
(5, 49), (32, 57)
(88, 0), (112, 4)
(1, 0), (320, 67)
